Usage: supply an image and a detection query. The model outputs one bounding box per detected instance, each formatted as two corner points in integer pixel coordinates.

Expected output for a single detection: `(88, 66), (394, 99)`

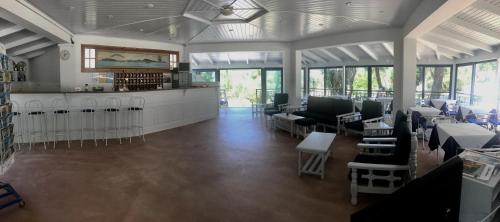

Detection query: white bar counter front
(11, 87), (219, 142)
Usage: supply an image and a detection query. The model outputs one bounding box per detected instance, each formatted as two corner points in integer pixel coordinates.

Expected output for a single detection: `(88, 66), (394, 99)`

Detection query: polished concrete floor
(0, 108), (437, 222)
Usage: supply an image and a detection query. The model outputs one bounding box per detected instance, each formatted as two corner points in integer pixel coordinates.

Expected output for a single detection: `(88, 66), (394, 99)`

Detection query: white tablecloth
(436, 123), (496, 148)
(460, 105), (492, 119)
(430, 99), (447, 109)
(408, 106), (442, 117)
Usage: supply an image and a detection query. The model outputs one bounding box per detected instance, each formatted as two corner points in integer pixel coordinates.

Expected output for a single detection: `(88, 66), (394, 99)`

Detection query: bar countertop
(11, 86), (218, 94)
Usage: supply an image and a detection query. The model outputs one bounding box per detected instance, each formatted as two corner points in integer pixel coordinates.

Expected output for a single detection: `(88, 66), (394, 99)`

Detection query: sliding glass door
(219, 69), (262, 107)
(264, 69), (283, 103)
(416, 65), (452, 101)
(309, 68), (325, 96)
(325, 67), (344, 96)
(371, 66), (394, 97)
(455, 65), (473, 105)
(345, 67), (369, 99)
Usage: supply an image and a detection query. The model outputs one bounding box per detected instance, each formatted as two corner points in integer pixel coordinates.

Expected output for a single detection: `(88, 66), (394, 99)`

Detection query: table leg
(290, 122), (294, 137)
(321, 153), (325, 180)
(298, 151), (302, 176)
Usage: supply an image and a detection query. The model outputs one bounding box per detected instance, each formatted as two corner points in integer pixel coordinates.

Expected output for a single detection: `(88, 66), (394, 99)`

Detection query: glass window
(346, 67), (369, 100)
(83, 48), (96, 69)
(416, 66), (424, 101)
(473, 61), (498, 107)
(371, 66), (394, 97)
(455, 65), (473, 105)
(301, 68), (306, 97)
(309, 68), (325, 96)
(325, 67), (343, 96)
(424, 66), (451, 99)
(170, 54), (178, 70)
(192, 70), (217, 82)
(265, 69), (282, 103)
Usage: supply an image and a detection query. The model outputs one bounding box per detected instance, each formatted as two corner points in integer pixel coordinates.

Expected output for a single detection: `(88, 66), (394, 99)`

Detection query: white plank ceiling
(0, 18), (56, 59)
(26, 0), (421, 44)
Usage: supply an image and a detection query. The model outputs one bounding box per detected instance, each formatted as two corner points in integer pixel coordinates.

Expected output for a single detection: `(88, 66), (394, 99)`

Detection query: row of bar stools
(14, 96), (146, 149)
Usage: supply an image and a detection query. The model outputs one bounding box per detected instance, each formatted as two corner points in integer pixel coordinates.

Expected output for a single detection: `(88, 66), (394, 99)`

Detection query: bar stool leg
(104, 111), (108, 146)
(92, 112), (97, 146)
(115, 112), (121, 144)
(141, 109), (145, 142)
(65, 112), (70, 148)
(128, 110), (132, 143)
(53, 113), (57, 149)
(40, 113), (49, 150)
(28, 115), (33, 151)
(80, 112), (84, 147)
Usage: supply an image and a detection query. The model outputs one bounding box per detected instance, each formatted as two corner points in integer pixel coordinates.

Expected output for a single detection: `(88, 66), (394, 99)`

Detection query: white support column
(393, 37), (417, 113)
(450, 63), (457, 100)
(288, 50), (302, 106)
(496, 58), (500, 110)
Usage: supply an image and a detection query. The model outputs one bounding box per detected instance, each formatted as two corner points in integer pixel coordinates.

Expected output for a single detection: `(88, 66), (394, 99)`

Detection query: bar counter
(10, 87), (219, 142)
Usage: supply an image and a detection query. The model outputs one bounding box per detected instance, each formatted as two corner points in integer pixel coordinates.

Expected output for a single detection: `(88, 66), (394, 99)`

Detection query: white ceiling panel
(26, 0), (421, 44)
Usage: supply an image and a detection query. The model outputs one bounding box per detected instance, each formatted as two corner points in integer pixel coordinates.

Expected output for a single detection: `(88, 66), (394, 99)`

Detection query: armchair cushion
(393, 118), (412, 165)
(345, 120), (364, 132)
(264, 107), (281, 116)
(361, 100), (383, 120)
(272, 93), (288, 109)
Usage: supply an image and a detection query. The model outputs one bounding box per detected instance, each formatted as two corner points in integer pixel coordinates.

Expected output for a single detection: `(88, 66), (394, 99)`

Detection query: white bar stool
(11, 101), (22, 150)
(127, 96), (146, 143)
(104, 97), (121, 146)
(25, 100), (48, 150)
(80, 97), (98, 147)
(51, 98), (71, 149)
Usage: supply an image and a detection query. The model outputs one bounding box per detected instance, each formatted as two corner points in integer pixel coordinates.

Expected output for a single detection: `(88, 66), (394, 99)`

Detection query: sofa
(292, 96), (353, 130)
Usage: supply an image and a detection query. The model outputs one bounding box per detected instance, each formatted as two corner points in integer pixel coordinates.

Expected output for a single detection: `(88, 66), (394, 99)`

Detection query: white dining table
(408, 106), (442, 117)
(436, 123), (496, 149)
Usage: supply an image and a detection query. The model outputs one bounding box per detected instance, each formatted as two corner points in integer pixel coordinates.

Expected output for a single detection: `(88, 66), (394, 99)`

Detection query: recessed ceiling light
(69, 6), (75, 11)
(107, 15), (114, 19)
(147, 3), (155, 8)
(140, 29), (144, 32)
(345, 2), (352, 6)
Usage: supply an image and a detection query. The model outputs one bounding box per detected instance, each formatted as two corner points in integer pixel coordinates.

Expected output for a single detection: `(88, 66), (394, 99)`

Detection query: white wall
(59, 34), (185, 91)
(29, 45), (60, 85)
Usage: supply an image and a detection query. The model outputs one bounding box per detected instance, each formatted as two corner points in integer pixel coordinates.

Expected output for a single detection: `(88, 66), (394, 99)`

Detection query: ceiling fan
(200, 0), (260, 17)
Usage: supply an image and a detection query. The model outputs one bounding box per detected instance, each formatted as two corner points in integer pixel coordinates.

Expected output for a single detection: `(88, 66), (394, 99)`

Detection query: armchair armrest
(362, 137), (397, 143)
(340, 112), (362, 123)
(277, 103), (289, 111)
(357, 143), (396, 156)
(362, 116), (384, 123)
(357, 143), (396, 149)
(348, 162), (410, 171)
(336, 112), (358, 119)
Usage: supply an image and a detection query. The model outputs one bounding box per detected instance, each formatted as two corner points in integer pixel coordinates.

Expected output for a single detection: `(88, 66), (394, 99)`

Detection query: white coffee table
(272, 113), (304, 137)
(296, 132), (336, 179)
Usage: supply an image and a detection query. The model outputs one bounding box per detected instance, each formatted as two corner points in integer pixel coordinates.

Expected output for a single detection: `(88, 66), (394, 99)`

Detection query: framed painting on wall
(81, 44), (179, 72)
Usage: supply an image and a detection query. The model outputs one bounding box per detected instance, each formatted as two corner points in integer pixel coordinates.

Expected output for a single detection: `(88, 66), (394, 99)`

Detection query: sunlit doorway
(220, 69), (262, 107)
